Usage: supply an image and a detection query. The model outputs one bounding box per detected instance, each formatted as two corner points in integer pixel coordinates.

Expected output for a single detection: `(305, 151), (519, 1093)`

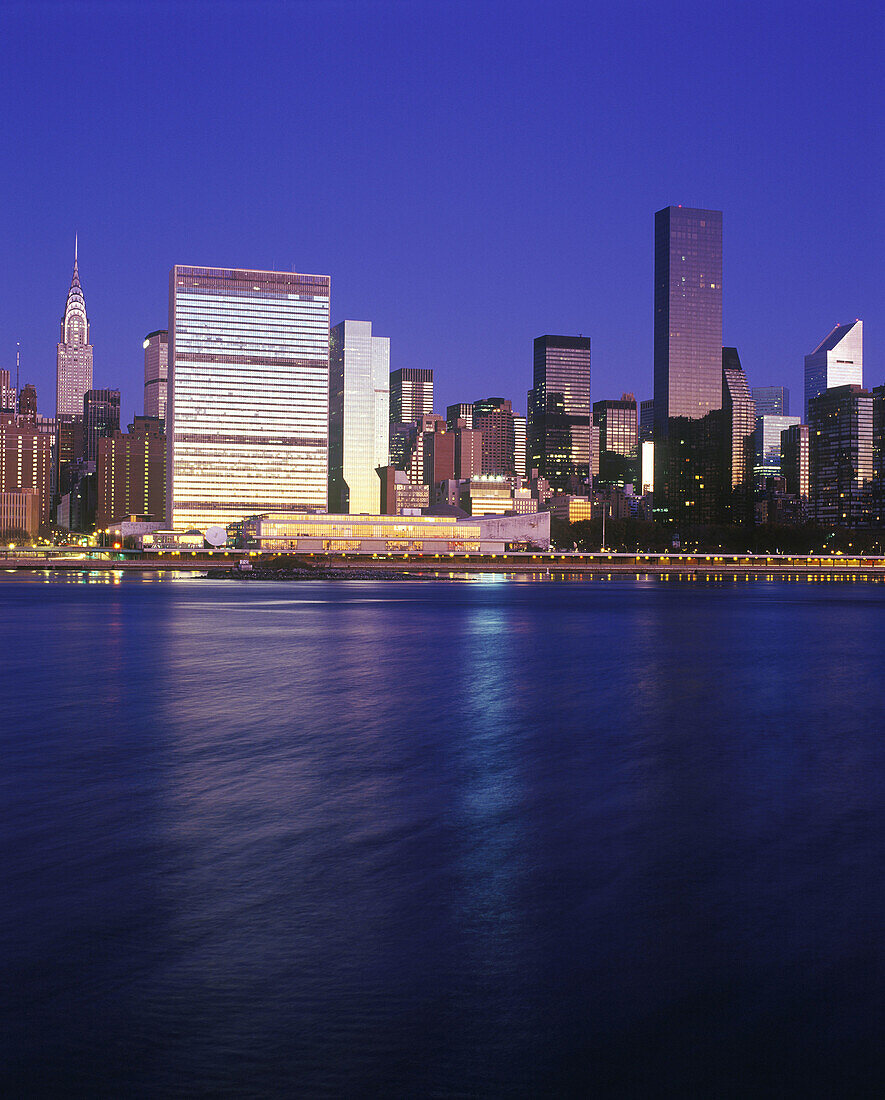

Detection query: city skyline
(0, 2), (879, 428)
(8, 226), (873, 434)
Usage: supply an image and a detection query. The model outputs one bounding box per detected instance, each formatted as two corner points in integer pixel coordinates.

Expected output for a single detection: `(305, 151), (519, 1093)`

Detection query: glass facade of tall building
(389, 368), (433, 425)
(84, 388), (121, 463)
(528, 335), (591, 491)
(721, 349), (756, 524)
(872, 386), (885, 526)
(446, 403), (473, 430)
(781, 423), (809, 500)
(167, 266), (330, 530)
(753, 415), (800, 482)
(144, 329), (168, 421)
(752, 386), (789, 419)
(593, 394), (638, 487)
(804, 321), (862, 422)
(639, 399), (654, 441)
(808, 384), (872, 527)
(652, 206), (723, 526)
(57, 239), (93, 418)
(513, 414), (526, 478)
(329, 320), (390, 515)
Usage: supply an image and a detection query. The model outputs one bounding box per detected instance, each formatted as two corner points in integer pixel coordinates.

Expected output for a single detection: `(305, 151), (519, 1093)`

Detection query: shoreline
(3, 558), (885, 583)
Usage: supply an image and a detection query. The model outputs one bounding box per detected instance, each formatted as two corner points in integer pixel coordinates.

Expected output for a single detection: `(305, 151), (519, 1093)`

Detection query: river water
(2, 573), (884, 1095)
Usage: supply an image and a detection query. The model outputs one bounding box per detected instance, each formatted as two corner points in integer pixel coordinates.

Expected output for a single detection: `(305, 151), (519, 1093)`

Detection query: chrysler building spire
(56, 236), (93, 417)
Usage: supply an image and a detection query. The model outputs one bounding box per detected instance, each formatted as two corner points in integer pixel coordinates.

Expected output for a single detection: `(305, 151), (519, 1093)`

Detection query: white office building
(804, 320), (862, 421)
(329, 320), (390, 514)
(167, 266), (330, 530)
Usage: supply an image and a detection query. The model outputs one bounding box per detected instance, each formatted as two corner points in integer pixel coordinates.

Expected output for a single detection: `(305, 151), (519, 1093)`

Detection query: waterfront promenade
(3, 548), (885, 579)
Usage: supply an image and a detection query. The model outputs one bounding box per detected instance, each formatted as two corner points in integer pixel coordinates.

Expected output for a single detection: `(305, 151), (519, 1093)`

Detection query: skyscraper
(84, 388), (121, 462)
(446, 403), (473, 430)
(18, 384), (38, 423)
(721, 349), (756, 523)
(872, 386), (885, 526)
(528, 335), (591, 491)
(473, 397), (518, 476)
(0, 370), (15, 414)
(328, 320), (390, 514)
(752, 386), (789, 419)
(389, 368), (433, 425)
(781, 424), (809, 500)
(804, 321), (862, 422)
(513, 414), (526, 478)
(753, 415), (800, 482)
(57, 237), (93, 417)
(808, 384), (872, 527)
(97, 416), (166, 529)
(653, 206), (723, 525)
(144, 330), (169, 421)
(594, 394), (638, 486)
(639, 399), (654, 441)
(167, 266), (330, 530)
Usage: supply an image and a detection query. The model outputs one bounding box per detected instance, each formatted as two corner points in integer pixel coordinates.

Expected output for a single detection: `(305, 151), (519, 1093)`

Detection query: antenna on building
(16, 342), (20, 397)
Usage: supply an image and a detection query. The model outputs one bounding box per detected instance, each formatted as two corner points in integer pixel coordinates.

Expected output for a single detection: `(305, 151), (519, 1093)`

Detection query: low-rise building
(107, 516), (165, 548)
(240, 512), (496, 553)
(0, 489), (39, 539)
(469, 511), (550, 550)
(458, 475), (539, 516)
(378, 466), (430, 514)
(142, 528), (205, 550)
(544, 495), (594, 524)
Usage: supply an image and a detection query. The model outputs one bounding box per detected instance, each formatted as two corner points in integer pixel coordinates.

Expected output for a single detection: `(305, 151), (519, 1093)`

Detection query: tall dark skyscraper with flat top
(653, 206), (723, 525)
(528, 335), (591, 491)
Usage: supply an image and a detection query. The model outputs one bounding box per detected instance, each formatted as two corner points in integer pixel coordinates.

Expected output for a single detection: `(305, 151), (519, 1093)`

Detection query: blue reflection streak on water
(1, 575), (884, 1095)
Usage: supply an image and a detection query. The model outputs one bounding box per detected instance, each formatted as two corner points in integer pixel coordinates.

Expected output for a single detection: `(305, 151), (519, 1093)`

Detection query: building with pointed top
(56, 237), (93, 417)
(804, 320), (862, 422)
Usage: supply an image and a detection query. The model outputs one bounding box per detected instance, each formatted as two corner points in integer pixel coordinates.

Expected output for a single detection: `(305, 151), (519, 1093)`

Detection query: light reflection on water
(2, 575), (884, 1095)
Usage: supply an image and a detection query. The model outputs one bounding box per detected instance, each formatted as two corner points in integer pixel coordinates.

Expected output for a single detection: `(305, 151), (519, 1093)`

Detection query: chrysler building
(56, 236), (93, 416)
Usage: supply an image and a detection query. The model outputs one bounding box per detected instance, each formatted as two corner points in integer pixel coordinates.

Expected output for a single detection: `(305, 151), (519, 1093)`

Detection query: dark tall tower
(83, 389), (121, 463)
(653, 206), (723, 526)
(808, 385), (873, 528)
(593, 394), (638, 487)
(389, 368), (433, 424)
(18, 384), (38, 422)
(752, 386), (789, 418)
(528, 335), (591, 491)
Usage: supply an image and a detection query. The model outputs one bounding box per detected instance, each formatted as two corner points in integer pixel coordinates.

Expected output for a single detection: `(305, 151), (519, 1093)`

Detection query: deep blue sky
(1, 0), (881, 425)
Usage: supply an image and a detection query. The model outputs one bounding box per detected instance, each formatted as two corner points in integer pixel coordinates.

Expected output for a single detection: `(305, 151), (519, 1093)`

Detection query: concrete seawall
(3, 552), (885, 581)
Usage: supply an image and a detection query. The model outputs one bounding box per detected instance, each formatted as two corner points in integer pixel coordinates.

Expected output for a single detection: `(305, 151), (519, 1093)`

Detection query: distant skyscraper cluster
(0, 212), (878, 546)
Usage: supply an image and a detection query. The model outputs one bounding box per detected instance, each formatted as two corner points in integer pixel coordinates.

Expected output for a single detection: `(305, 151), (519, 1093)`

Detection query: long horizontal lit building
(240, 512), (497, 553)
(167, 266), (330, 530)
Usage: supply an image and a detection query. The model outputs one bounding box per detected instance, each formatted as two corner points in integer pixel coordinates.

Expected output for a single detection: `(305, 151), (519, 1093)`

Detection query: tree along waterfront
(552, 517), (885, 556)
